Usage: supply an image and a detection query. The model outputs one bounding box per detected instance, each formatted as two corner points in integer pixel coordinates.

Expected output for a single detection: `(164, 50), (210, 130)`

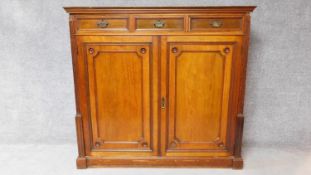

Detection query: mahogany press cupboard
(64, 6), (255, 169)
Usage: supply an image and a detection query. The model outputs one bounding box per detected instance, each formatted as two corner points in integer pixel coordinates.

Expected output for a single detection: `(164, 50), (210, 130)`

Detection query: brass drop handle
(154, 20), (165, 28)
(210, 20), (223, 28)
(97, 20), (109, 28)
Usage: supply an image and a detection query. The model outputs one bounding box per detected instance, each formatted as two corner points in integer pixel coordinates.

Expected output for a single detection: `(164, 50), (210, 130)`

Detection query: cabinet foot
(232, 157), (243, 169)
(76, 156), (87, 169)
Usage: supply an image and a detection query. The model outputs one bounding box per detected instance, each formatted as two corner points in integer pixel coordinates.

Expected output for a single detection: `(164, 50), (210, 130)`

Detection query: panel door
(161, 36), (241, 157)
(81, 36), (158, 156)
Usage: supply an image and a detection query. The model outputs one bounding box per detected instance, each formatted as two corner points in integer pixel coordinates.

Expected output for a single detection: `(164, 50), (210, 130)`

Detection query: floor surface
(0, 144), (310, 175)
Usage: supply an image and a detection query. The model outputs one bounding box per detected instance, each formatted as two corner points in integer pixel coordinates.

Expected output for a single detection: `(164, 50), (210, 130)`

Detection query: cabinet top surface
(64, 6), (256, 14)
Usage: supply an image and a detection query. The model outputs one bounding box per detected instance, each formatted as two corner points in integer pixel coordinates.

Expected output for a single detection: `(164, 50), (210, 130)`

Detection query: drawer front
(190, 17), (243, 31)
(136, 18), (184, 31)
(77, 17), (129, 31)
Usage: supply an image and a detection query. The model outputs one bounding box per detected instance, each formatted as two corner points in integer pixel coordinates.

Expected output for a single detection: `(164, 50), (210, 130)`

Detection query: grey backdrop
(0, 0), (310, 149)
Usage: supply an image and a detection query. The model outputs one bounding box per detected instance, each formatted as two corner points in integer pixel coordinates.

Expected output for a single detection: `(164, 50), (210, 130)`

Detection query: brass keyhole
(161, 97), (166, 109)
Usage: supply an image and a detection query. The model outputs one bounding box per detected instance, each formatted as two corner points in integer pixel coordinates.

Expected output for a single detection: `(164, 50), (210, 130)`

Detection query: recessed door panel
(85, 41), (155, 156)
(175, 51), (224, 143)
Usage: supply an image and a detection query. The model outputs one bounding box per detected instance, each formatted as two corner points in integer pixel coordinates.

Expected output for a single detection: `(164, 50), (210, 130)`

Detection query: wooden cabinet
(65, 6), (255, 169)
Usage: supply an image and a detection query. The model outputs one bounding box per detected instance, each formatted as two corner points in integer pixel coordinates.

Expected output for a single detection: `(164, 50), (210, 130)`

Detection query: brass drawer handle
(97, 20), (109, 28)
(154, 20), (165, 28)
(210, 20), (223, 28)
